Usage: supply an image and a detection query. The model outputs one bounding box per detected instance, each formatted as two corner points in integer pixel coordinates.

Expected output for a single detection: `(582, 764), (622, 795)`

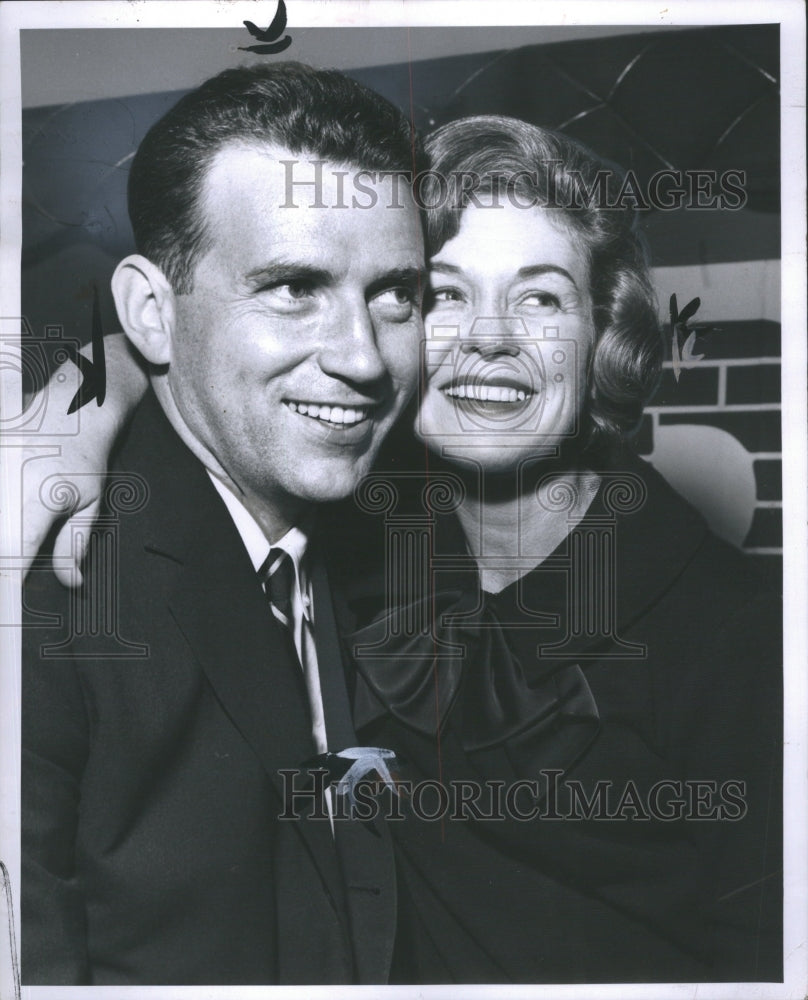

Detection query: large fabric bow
(344, 586), (600, 780)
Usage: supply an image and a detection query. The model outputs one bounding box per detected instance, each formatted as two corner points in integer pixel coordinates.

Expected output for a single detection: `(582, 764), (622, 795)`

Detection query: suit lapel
(127, 394), (351, 935)
(166, 545), (313, 785)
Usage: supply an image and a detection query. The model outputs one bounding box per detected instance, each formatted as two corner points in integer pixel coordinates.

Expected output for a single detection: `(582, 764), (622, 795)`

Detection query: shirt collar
(207, 473), (313, 621)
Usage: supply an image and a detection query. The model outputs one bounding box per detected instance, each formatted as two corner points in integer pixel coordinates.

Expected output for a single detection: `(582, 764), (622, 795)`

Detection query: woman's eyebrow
(429, 262), (463, 275)
(430, 262), (578, 287)
(516, 264), (578, 286)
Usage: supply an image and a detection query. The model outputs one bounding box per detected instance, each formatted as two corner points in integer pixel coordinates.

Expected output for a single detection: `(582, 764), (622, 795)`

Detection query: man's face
(166, 144), (424, 526)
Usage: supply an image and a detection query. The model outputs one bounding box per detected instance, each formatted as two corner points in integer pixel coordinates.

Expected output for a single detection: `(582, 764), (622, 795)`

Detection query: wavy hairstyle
(422, 116), (663, 446)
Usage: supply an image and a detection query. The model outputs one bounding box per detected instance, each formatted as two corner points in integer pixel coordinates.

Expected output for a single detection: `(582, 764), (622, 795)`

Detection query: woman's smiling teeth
(443, 384), (529, 403)
(286, 401), (370, 426)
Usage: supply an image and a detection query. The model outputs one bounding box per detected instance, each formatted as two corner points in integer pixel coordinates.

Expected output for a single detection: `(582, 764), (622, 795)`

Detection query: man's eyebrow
(366, 266), (423, 297)
(243, 262), (333, 286)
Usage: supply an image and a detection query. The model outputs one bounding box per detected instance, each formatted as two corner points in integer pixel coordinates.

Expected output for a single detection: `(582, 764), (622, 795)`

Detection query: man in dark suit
(22, 63), (426, 984)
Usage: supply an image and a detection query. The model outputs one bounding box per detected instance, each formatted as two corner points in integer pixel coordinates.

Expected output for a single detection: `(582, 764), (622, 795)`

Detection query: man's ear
(111, 255), (176, 366)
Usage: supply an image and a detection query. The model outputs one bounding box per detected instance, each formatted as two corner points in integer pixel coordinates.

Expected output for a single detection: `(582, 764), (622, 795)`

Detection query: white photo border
(1, 2), (805, 998)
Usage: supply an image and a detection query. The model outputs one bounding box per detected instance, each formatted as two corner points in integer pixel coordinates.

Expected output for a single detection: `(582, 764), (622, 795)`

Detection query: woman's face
(415, 202), (596, 473)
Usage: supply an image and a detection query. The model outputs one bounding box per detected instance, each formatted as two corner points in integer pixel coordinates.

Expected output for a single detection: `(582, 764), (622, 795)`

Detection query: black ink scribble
(669, 293), (706, 383)
(0, 861), (21, 1000)
(240, 0), (292, 54)
(66, 283), (107, 414)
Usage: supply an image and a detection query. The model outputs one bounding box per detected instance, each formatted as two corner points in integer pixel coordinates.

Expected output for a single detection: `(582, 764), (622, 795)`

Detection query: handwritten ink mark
(669, 293), (706, 382)
(0, 861), (21, 1000)
(65, 283), (107, 414)
(240, 0), (292, 54)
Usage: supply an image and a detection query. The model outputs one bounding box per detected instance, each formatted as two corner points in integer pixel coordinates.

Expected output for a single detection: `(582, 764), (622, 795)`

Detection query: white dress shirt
(207, 474), (330, 756)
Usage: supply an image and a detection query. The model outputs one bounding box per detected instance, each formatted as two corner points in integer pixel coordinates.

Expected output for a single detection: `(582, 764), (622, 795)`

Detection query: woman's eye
(520, 291), (562, 311)
(433, 288), (464, 302)
(425, 287), (466, 312)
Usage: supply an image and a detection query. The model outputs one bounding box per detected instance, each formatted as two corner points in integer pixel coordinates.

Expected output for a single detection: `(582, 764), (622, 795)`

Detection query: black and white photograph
(0, 1), (805, 995)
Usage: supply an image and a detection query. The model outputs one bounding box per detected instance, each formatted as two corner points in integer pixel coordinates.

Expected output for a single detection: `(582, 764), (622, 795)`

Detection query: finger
(21, 505), (51, 580)
(20, 474), (71, 581)
(52, 498), (101, 588)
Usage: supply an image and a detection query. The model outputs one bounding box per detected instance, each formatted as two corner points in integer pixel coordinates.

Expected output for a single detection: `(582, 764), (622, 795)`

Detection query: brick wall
(634, 320), (782, 580)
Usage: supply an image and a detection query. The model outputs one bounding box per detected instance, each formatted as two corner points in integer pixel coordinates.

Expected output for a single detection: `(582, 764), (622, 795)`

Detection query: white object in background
(649, 423), (757, 549)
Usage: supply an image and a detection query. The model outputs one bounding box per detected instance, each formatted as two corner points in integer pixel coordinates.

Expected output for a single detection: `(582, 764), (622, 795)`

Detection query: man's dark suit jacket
(22, 393), (396, 985)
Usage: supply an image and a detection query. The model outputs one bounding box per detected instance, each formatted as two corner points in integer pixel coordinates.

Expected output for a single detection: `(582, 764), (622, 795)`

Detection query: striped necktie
(260, 547), (295, 633)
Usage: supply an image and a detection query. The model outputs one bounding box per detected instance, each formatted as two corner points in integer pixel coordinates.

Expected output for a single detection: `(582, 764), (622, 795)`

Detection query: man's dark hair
(128, 62), (425, 293)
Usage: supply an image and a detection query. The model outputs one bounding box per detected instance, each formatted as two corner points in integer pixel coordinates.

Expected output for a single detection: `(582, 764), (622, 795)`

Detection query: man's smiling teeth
(444, 384), (528, 402)
(287, 401), (370, 426)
